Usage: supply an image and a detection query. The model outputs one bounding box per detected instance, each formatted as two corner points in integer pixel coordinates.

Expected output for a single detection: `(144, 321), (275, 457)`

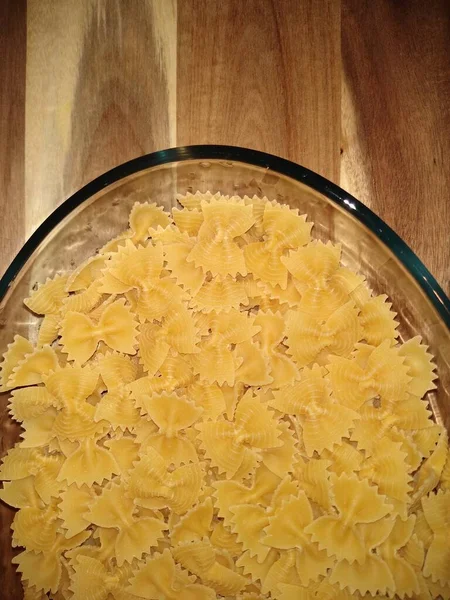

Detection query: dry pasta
(0, 192), (447, 600)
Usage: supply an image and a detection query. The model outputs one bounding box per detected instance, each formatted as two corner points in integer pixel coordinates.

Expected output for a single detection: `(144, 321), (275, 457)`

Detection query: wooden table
(1, 0), (449, 292)
(0, 3), (449, 596)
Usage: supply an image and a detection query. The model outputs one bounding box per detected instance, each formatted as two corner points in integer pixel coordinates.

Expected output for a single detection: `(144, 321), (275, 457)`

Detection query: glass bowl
(0, 145), (449, 598)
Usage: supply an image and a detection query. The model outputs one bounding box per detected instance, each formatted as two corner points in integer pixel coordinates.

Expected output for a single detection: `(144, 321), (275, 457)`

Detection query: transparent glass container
(0, 146), (449, 598)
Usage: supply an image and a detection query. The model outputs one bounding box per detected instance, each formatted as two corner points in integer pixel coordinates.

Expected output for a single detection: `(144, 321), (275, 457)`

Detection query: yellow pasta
(8, 345), (59, 389)
(85, 480), (168, 565)
(388, 427), (423, 472)
(270, 365), (358, 456)
(0, 476), (42, 509)
(37, 313), (61, 347)
(138, 303), (199, 374)
(230, 503), (271, 562)
(22, 582), (49, 600)
(412, 427), (448, 507)
(244, 210), (311, 289)
(172, 539), (247, 595)
(320, 440), (363, 476)
(254, 311), (299, 387)
(97, 350), (137, 389)
(139, 392), (201, 465)
(285, 301), (361, 367)
(172, 206), (204, 235)
(69, 554), (133, 600)
(261, 550), (304, 595)
(60, 298), (138, 363)
(327, 340), (411, 413)
(94, 388), (141, 431)
(66, 254), (110, 292)
(186, 198), (255, 277)
(358, 294), (399, 346)
(129, 200), (172, 242)
(262, 420), (298, 478)
(103, 436), (140, 473)
(295, 458), (333, 511)
(13, 530), (90, 594)
(428, 580), (450, 600)
(282, 240), (341, 289)
(0, 191), (446, 600)
(1, 335), (34, 391)
(263, 492), (334, 585)
(8, 386), (56, 421)
(197, 389), (281, 479)
(127, 446), (203, 514)
(190, 309), (259, 385)
(421, 490), (450, 585)
(398, 335), (438, 397)
(191, 275), (248, 312)
(377, 515), (420, 597)
(187, 381), (226, 421)
(358, 437), (412, 514)
(24, 274), (69, 315)
(210, 520), (243, 557)
(171, 497), (214, 545)
(176, 190), (219, 210)
(61, 280), (103, 315)
(163, 232), (205, 295)
(104, 239), (164, 289)
(258, 278), (303, 308)
(213, 464), (281, 522)
(20, 407), (57, 448)
(414, 424), (444, 458)
(234, 340), (273, 386)
(305, 473), (392, 564)
(53, 400), (107, 441)
(329, 555), (395, 597)
(100, 240), (188, 322)
(12, 502), (60, 552)
(57, 437), (119, 486)
(236, 548), (279, 588)
(129, 548), (218, 599)
(59, 483), (94, 537)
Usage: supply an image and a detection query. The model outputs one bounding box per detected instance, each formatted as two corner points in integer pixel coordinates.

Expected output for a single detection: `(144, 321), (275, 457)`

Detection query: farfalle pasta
(0, 192), (447, 600)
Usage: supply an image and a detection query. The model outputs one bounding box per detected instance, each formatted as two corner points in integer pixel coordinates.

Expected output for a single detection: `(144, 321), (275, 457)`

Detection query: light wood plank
(1, 3), (449, 597)
(25, 0), (176, 238)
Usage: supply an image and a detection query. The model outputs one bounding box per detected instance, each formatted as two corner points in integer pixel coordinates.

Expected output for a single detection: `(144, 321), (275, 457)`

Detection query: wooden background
(0, 0), (449, 595)
(1, 0), (449, 290)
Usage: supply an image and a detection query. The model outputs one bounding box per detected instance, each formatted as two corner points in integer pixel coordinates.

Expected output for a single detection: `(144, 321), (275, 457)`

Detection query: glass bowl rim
(0, 144), (448, 327)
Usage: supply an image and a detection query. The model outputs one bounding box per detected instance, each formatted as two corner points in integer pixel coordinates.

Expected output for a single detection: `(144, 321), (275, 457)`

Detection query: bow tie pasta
(0, 192), (446, 600)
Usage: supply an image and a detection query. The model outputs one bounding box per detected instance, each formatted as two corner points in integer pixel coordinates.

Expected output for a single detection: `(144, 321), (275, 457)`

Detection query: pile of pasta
(0, 192), (449, 600)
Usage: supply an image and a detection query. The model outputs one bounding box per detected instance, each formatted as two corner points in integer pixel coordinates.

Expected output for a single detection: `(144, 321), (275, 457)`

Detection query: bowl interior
(0, 156), (449, 597)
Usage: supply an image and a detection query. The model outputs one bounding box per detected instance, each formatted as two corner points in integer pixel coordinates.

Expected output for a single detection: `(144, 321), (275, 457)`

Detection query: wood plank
(1, 2), (449, 597)
(177, 0), (341, 182)
(341, 0), (450, 290)
(0, 0), (26, 279)
(0, 2), (26, 597)
(25, 0), (176, 239)
(2, 2), (176, 596)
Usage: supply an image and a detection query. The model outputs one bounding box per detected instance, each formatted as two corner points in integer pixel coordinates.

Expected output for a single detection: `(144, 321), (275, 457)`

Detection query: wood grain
(0, 0), (26, 281)
(177, 0), (341, 182)
(341, 0), (450, 290)
(25, 0), (176, 237)
(1, 0), (448, 285)
(0, 3), (26, 595)
(0, 1), (449, 597)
